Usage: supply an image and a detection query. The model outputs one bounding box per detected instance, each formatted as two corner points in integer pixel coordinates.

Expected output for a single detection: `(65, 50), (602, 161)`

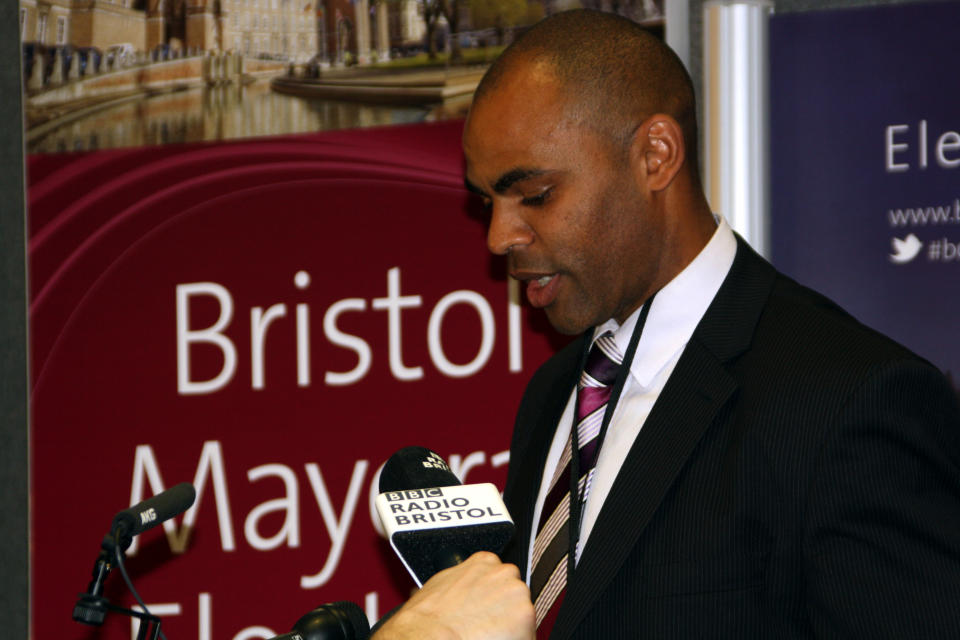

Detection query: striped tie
(530, 332), (623, 638)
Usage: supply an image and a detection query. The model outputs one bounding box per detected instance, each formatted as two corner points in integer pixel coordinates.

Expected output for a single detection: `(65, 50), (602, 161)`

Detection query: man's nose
(486, 204), (534, 255)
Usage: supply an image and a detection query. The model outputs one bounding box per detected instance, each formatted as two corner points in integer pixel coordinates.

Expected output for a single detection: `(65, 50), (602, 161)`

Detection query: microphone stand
(72, 532), (162, 640)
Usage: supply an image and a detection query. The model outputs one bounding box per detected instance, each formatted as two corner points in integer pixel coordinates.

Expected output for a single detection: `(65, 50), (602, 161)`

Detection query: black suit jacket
(501, 240), (960, 639)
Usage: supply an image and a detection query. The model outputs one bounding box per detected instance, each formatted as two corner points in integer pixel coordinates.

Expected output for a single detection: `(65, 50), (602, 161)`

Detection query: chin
(545, 310), (592, 336)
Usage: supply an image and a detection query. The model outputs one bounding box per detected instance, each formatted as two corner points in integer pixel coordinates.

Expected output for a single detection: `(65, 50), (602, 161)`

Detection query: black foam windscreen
(110, 482), (196, 550)
(292, 601), (370, 640)
(379, 446), (461, 493)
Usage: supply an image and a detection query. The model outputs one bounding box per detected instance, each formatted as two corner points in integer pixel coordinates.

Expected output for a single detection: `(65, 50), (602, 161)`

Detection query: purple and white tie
(530, 331), (623, 638)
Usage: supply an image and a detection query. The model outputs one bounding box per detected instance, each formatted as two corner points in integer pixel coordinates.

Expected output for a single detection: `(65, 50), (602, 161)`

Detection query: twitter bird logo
(890, 234), (923, 264)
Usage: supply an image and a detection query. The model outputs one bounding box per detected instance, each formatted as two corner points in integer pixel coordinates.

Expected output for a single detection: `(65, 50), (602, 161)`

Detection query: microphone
(267, 601), (370, 640)
(376, 446), (514, 586)
(109, 482), (197, 551)
(72, 482), (198, 630)
(379, 446), (463, 491)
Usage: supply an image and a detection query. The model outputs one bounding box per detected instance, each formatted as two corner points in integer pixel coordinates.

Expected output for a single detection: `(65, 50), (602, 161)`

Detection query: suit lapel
(552, 341), (736, 638)
(551, 239), (777, 639)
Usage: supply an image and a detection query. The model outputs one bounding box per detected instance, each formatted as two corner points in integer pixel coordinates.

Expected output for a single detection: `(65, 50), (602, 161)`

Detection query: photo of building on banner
(19, 0), (664, 153)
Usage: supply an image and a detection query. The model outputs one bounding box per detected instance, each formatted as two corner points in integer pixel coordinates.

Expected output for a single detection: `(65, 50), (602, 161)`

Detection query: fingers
(372, 553), (534, 640)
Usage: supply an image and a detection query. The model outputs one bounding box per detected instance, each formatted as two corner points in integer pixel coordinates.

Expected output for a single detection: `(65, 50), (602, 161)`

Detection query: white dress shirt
(525, 217), (738, 580)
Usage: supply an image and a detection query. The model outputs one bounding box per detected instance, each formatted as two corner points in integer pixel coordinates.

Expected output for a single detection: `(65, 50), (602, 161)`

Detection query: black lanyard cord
(567, 292), (657, 585)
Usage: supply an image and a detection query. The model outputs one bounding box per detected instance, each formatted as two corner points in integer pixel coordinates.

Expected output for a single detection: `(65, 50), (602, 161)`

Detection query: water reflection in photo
(28, 80), (430, 153)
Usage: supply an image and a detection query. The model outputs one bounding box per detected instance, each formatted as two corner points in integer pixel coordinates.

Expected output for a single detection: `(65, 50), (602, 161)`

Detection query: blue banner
(770, 2), (960, 386)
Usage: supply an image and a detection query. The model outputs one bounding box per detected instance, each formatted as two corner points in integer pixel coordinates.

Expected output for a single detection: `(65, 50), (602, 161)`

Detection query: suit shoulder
(756, 272), (931, 375)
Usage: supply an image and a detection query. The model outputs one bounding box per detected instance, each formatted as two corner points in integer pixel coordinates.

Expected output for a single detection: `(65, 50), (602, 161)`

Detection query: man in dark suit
(373, 10), (960, 640)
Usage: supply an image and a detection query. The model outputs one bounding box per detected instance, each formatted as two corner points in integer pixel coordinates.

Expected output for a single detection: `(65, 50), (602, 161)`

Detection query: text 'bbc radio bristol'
(174, 266), (525, 395)
(382, 488), (504, 526)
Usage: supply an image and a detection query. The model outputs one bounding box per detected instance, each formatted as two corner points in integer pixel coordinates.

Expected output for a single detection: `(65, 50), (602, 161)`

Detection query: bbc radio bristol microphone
(376, 446), (514, 586)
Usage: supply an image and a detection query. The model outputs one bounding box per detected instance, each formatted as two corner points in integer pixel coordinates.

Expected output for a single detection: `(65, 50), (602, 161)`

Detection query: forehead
(463, 66), (585, 176)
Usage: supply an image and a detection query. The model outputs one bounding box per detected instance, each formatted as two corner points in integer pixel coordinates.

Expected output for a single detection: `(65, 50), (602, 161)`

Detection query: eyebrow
(493, 168), (548, 194)
(464, 168), (549, 198)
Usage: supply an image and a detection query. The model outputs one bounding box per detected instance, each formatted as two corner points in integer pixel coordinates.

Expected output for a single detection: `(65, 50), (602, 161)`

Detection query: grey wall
(0, 0), (28, 637)
(0, 0), (940, 637)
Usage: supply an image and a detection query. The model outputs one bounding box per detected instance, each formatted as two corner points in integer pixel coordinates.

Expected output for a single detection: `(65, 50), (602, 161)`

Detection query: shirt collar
(593, 216), (737, 390)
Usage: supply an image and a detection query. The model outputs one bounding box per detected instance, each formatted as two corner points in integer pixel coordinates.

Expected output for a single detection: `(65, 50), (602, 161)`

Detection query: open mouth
(522, 273), (560, 308)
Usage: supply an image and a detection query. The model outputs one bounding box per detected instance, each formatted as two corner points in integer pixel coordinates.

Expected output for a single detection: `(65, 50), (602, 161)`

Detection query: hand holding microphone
(372, 552), (534, 640)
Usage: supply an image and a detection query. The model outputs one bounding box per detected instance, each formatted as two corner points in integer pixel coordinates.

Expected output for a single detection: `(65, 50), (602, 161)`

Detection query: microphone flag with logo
(376, 446), (514, 586)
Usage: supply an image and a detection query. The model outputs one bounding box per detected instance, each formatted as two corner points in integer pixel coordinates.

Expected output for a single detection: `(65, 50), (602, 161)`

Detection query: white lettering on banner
(199, 592), (212, 640)
(427, 291), (495, 377)
(371, 266), (424, 381)
(448, 451), (487, 482)
(886, 124), (909, 172)
(233, 627), (278, 640)
(244, 464), (301, 550)
(323, 298), (371, 386)
(508, 278), (522, 373)
(131, 592), (274, 640)
(300, 460), (370, 589)
(492, 450), (510, 468)
(940, 132), (960, 167)
(175, 267), (523, 395)
(176, 283), (238, 395)
(130, 590), (379, 639)
(295, 270), (312, 387)
(885, 120), (960, 172)
(365, 591), (379, 626)
(126, 443), (507, 591)
(130, 602), (182, 640)
(251, 303), (287, 389)
(127, 442), (368, 582)
(369, 461), (388, 537)
(127, 442), (236, 554)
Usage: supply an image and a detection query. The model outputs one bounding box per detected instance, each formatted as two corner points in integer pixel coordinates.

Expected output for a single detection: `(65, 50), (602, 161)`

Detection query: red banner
(28, 122), (563, 639)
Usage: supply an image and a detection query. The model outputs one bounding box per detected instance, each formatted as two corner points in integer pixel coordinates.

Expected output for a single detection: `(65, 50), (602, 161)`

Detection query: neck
(662, 173), (717, 270)
(611, 181), (714, 325)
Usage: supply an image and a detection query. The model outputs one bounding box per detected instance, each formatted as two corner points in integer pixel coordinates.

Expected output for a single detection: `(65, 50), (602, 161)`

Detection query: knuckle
(501, 562), (522, 580)
(494, 564), (520, 582)
(470, 550), (499, 564)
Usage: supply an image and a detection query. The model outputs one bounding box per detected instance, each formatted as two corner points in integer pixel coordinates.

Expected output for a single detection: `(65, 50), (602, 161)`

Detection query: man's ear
(632, 114), (685, 192)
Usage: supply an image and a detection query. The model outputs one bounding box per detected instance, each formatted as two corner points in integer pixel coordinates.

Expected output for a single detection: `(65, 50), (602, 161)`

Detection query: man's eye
(521, 189), (551, 207)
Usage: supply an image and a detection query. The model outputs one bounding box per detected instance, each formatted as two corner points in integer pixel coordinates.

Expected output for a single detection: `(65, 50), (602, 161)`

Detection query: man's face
(463, 66), (665, 335)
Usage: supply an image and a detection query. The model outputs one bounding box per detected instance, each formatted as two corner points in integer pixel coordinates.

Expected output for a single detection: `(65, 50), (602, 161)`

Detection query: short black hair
(475, 9), (699, 173)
